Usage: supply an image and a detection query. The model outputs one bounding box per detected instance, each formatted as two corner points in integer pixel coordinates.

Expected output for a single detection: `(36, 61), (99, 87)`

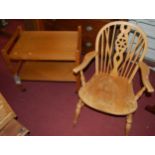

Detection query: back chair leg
(125, 113), (133, 136)
(73, 99), (84, 126)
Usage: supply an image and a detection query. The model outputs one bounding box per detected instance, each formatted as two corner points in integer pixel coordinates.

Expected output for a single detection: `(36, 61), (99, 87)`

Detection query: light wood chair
(73, 21), (154, 135)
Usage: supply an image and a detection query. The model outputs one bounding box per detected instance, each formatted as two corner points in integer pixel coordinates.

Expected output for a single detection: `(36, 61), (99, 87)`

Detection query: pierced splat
(95, 21), (148, 82)
(110, 25), (130, 76)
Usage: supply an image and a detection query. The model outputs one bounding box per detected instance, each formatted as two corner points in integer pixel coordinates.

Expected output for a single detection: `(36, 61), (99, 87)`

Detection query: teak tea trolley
(2, 26), (81, 89)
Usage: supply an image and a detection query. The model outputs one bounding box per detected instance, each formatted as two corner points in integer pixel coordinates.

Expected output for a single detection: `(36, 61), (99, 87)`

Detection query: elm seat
(79, 74), (137, 115)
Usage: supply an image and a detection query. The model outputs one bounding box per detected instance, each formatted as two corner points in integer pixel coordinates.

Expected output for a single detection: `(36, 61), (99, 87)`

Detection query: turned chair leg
(125, 114), (133, 136)
(73, 99), (84, 126)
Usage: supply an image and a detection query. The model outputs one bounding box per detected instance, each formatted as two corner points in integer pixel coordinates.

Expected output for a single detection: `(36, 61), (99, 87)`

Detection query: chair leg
(125, 114), (133, 136)
(73, 99), (84, 126)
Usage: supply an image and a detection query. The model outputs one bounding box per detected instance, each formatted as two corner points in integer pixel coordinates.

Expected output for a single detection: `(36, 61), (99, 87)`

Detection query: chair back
(95, 21), (148, 82)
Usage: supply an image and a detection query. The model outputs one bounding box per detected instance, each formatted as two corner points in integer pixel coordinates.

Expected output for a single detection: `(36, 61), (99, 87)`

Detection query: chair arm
(139, 62), (154, 93)
(73, 51), (97, 74)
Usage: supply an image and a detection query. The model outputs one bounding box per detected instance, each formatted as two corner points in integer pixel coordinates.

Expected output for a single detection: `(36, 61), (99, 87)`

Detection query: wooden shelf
(9, 31), (79, 61)
(19, 61), (76, 81)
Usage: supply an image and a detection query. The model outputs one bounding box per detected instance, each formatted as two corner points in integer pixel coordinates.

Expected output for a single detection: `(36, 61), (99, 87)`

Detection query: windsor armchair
(73, 21), (154, 135)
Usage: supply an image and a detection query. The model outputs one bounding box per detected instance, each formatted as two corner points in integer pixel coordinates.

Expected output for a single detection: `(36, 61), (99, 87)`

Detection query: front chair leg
(125, 114), (133, 136)
(73, 99), (84, 126)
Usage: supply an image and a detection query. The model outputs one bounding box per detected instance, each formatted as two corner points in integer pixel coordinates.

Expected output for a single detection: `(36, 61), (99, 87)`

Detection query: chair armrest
(139, 62), (154, 93)
(73, 51), (97, 74)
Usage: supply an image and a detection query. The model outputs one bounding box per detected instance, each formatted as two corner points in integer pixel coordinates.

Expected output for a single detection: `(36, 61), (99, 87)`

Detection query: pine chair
(73, 21), (154, 135)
